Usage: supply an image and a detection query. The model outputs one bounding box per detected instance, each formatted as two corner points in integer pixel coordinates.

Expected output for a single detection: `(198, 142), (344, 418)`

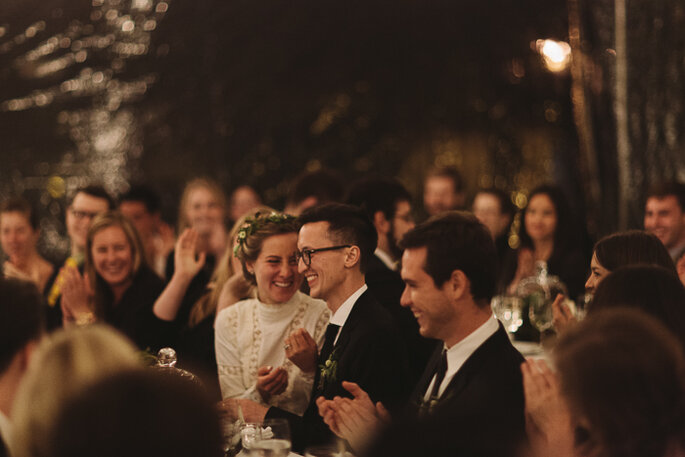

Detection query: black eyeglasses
(296, 245), (351, 266)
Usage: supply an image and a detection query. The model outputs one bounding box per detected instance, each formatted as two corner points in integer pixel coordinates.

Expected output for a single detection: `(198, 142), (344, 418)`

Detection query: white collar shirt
(0, 409), (11, 450)
(374, 248), (398, 272)
(423, 314), (499, 400)
(328, 284), (368, 345)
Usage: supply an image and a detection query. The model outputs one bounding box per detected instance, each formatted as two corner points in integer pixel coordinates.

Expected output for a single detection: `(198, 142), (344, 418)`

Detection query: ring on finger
(284, 344), (291, 350)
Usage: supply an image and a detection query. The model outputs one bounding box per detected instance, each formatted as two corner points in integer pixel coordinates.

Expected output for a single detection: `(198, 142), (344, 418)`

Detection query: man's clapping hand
(316, 381), (390, 452)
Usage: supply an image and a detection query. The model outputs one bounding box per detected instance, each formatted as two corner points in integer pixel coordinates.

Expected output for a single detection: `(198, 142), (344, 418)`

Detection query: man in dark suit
(318, 212), (526, 456)
(0, 278), (45, 457)
(346, 176), (437, 388)
(220, 203), (409, 452)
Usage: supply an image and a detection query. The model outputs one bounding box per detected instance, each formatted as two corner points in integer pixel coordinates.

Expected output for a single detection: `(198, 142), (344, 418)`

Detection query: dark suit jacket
(365, 254), (438, 388)
(266, 290), (410, 452)
(0, 436), (8, 457)
(373, 324), (526, 457)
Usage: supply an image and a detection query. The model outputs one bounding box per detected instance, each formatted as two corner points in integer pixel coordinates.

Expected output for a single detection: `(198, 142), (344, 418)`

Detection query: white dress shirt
(374, 248), (398, 271)
(328, 284), (368, 345)
(423, 314), (499, 400)
(0, 409), (11, 451)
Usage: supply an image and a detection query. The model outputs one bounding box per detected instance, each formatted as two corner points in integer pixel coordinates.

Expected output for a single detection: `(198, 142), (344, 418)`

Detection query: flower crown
(233, 211), (295, 256)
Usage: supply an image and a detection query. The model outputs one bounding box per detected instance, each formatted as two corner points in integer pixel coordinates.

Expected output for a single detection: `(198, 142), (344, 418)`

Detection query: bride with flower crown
(214, 212), (329, 415)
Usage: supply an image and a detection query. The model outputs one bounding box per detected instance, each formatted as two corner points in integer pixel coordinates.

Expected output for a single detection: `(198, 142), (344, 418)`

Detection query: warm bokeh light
(536, 39), (571, 72)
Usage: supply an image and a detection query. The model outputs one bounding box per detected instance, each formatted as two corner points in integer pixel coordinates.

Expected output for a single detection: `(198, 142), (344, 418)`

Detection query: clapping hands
(521, 358), (574, 457)
(174, 228), (206, 280)
(316, 381), (390, 452)
(60, 265), (94, 324)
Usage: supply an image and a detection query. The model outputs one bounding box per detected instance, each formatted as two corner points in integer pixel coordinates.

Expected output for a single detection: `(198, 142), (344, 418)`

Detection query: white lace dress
(215, 291), (330, 415)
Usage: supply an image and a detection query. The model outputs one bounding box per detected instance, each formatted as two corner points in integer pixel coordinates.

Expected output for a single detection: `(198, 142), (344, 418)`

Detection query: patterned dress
(215, 291), (329, 415)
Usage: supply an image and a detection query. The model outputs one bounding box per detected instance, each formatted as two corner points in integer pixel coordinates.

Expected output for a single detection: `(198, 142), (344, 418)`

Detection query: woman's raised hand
(284, 328), (318, 373)
(551, 293), (577, 334)
(174, 228), (206, 280)
(60, 266), (93, 323)
(256, 365), (288, 401)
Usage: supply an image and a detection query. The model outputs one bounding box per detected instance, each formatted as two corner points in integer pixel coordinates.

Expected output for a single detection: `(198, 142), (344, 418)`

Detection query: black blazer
(266, 290), (410, 452)
(0, 436), (8, 457)
(365, 254), (438, 389)
(397, 323), (526, 456)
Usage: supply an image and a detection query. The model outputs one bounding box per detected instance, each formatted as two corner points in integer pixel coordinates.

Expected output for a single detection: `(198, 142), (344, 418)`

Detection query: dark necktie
(429, 349), (448, 399)
(319, 323), (341, 363)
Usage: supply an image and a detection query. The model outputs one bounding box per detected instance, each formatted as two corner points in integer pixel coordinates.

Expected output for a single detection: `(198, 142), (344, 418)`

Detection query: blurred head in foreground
(49, 369), (223, 457)
(555, 308), (685, 457)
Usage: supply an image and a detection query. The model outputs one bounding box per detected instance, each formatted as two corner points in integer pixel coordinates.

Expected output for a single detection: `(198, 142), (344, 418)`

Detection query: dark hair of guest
(399, 211), (496, 303)
(555, 308), (685, 457)
(50, 369), (223, 457)
(119, 185), (162, 214)
(0, 197), (39, 230)
(298, 203), (377, 274)
(287, 168), (345, 208)
(589, 265), (685, 348)
(68, 185), (115, 210)
(346, 176), (412, 222)
(473, 188), (515, 218)
(519, 184), (577, 255)
(0, 277), (45, 373)
(646, 181), (685, 212)
(425, 166), (464, 192)
(593, 230), (676, 274)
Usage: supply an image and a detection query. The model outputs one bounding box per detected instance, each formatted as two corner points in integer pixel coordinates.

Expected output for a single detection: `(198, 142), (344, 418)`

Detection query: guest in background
(589, 265), (685, 348)
(118, 185), (175, 278)
(44, 185), (114, 329)
(583, 230), (676, 294)
(152, 208), (265, 398)
(48, 370), (223, 457)
(472, 188), (515, 273)
(500, 184), (587, 300)
(0, 278), (44, 457)
(0, 197), (54, 293)
(165, 178), (228, 326)
(553, 230), (676, 333)
(422, 166), (466, 217)
(60, 212), (171, 351)
(522, 308), (685, 457)
(214, 211), (329, 415)
(283, 168), (345, 216)
(644, 181), (685, 261)
(10, 325), (141, 457)
(346, 176), (435, 389)
(228, 185), (262, 224)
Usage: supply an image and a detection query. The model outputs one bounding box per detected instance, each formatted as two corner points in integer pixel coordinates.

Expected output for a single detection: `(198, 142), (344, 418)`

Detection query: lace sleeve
(215, 306), (247, 399)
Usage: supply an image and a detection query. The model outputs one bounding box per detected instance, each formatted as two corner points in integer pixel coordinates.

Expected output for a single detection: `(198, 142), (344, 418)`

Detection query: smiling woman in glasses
(214, 212), (330, 416)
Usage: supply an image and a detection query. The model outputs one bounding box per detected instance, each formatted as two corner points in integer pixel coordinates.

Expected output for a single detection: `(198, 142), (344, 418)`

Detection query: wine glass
(491, 295), (524, 334)
(250, 418), (291, 457)
(240, 422), (262, 456)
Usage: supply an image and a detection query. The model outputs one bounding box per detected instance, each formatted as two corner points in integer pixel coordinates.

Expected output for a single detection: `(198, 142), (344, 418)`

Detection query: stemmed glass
(249, 418), (291, 457)
(491, 295), (524, 334)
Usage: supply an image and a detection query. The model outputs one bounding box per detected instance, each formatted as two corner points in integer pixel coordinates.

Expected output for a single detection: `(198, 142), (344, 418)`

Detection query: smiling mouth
(304, 274), (318, 284)
(273, 281), (294, 288)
